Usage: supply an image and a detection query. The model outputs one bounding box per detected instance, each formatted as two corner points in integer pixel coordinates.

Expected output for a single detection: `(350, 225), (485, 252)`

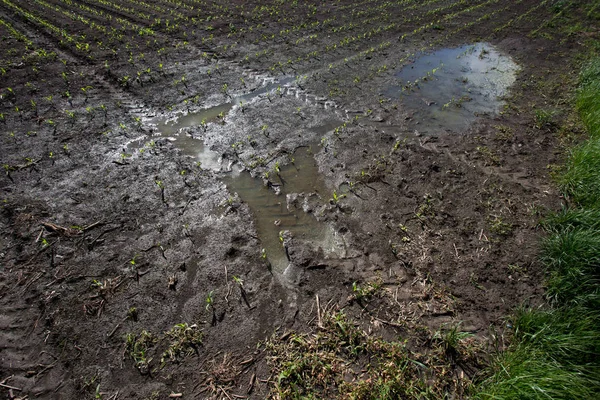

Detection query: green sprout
(205, 290), (214, 310)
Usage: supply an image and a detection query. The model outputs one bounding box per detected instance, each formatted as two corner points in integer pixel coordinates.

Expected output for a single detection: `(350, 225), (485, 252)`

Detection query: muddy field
(0, 1), (596, 399)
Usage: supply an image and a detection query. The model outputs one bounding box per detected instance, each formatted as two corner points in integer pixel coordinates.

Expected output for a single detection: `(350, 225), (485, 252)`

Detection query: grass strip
(577, 57), (600, 139)
(473, 54), (600, 399)
(558, 138), (600, 208)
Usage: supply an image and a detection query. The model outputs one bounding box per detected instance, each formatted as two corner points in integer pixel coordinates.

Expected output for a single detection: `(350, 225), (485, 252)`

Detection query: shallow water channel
(389, 43), (519, 133)
(134, 81), (342, 272)
(225, 139), (341, 272)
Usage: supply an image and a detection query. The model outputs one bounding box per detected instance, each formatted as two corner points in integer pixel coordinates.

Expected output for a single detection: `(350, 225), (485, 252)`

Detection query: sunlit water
(388, 43), (519, 134)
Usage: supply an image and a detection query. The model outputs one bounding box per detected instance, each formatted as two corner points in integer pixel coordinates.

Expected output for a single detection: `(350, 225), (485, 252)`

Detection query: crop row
(0, 17), (33, 47)
(236, 0), (475, 71)
(1, 0), (87, 48)
(315, 0), (547, 143)
(528, 0), (573, 38)
(234, 0), (446, 60)
(58, 0), (156, 38)
(3, 0), (194, 87)
(264, 0), (501, 78)
(321, 0), (546, 111)
(1, 0), (559, 118)
(230, 0), (412, 45)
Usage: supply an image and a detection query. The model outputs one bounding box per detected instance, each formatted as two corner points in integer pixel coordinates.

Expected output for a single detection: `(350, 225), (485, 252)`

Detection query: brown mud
(0, 1), (596, 398)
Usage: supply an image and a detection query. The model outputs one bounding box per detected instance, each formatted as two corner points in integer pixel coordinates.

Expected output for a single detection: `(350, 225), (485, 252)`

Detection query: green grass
(558, 138), (600, 208)
(511, 307), (600, 364)
(542, 207), (600, 230)
(475, 346), (599, 400)
(473, 55), (600, 399)
(542, 226), (600, 305)
(475, 307), (600, 400)
(577, 58), (600, 138)
(558, 57), (600, 208)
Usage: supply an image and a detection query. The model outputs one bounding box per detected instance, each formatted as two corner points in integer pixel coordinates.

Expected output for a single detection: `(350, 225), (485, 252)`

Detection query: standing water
(225, 140), (341, 272)
(129, 79), (344, 272)
(388, 43), (519, 133)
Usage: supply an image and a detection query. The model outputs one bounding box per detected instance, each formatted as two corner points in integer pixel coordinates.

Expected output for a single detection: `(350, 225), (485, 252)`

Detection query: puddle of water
(158, 103), (232, 136)
(127, 77), (297, 169)
(225, 143), (339, 271)
(388, 43), (519, 134)
(130, 73), (343, 272)
(156, 76), (295, 137)
(126, 77), (294, 171)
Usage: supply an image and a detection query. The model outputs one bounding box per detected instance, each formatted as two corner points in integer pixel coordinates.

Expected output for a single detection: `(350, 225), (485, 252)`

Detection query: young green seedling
(233, 275), (251, 308)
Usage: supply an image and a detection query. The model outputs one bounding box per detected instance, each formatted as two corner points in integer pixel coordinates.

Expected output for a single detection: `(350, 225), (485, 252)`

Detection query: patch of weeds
(350, 280), (382, 303)
(267, 311), (361, 398)
(476, 146), (501, 166)
(533, 108), (556, 130)
(432, 322), (475, 360)
(339, 340), (437, 399)
(125, 330), (157, 373)
(415, 193), (435, 220)
(267, 309), (470, 399)
(494, 124), (514, 141)
(160, 323), (203, 365)
(507, 263), (526, 275)
(488, 215), (513, 236)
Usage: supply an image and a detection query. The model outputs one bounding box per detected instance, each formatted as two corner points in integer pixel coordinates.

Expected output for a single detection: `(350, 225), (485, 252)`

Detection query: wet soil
(0, 1), (595, 398)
